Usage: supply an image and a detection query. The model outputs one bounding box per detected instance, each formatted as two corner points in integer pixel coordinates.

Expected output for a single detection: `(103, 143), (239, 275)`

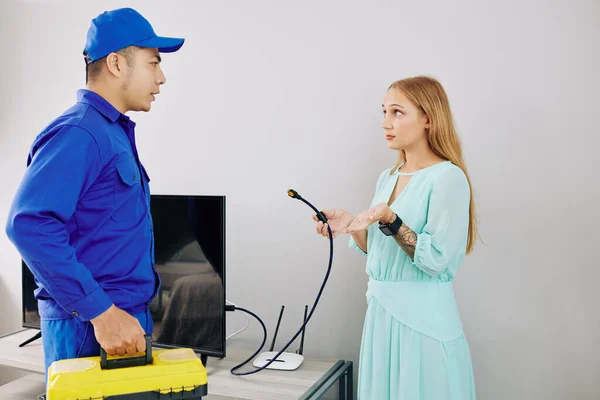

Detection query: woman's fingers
(344, 220), (357, 233)
(346, 218), (368, 233)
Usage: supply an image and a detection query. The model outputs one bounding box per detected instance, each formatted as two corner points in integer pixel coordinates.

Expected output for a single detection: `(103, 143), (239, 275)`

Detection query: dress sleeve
(349, 235), (368, 255)
(412, 167), (471, 276)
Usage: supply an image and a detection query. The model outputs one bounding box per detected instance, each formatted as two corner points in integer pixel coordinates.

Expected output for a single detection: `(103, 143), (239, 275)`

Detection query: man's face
(121, 47), (166, 112)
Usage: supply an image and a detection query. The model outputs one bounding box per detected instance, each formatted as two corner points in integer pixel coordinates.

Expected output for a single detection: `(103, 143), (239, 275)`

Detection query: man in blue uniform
(5, 7), (184, 376)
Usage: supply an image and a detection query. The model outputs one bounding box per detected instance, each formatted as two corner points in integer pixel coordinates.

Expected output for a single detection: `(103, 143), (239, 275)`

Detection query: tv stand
(0, 328), (354, 399)
(18, 331), (41, 347)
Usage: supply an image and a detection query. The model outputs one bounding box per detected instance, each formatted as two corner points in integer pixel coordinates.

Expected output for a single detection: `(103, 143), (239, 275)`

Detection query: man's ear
(105, 53), (124, 78)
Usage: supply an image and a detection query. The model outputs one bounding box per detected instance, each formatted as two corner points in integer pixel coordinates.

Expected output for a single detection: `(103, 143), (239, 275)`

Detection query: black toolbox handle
(100, 334), (153, 370)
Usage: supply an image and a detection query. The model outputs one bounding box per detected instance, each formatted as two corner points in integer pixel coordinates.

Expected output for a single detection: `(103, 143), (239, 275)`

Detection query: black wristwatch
(378, 212), (403, 236)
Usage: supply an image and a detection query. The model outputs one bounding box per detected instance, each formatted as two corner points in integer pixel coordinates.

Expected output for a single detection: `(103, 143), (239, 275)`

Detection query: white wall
(1, 0), (599, 398)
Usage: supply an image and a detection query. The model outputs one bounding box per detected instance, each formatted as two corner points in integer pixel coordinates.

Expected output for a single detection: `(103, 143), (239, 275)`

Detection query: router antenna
(298, 305), (308, 355)
(269, 305), (285, 352)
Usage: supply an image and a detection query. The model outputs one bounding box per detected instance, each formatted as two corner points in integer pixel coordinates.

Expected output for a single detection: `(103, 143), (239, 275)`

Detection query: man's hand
(90, 304), (146, 356)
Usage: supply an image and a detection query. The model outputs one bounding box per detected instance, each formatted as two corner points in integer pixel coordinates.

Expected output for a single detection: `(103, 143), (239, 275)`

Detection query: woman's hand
(343, 203), (393, 234)
(313, 209), (355, 239)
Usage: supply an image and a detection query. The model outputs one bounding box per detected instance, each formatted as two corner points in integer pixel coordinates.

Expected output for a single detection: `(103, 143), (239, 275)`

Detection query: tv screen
(22, 194), (226, 358)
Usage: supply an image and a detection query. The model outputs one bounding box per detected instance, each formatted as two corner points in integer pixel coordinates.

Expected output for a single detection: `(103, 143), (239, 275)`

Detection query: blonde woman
(314, 76), (477, 399)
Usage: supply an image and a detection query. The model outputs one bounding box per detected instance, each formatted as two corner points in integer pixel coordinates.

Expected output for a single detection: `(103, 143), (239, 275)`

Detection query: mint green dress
(349, 161), (476, 399)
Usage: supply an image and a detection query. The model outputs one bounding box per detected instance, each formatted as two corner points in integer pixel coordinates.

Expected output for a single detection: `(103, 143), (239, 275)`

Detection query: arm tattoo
(389, 213), (418, 260)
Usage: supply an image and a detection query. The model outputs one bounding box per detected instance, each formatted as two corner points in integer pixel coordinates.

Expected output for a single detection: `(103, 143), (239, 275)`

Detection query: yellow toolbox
(45, 335), (208, 399)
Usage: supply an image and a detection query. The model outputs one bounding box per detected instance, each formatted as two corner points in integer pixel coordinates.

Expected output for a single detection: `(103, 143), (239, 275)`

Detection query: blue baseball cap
(84, 8), (184, 64)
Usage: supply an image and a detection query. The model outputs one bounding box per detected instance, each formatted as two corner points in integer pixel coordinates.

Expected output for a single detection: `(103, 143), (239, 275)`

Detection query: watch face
(379, 225), (394, 236)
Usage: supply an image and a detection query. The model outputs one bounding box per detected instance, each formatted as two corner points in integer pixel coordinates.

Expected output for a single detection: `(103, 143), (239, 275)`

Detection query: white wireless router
(252, 305), (308, 371)
(252, 351), (304, 371)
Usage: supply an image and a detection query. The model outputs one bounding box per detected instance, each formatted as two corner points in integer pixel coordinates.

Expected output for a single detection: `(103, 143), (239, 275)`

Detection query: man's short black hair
(85, 46), (138, 84)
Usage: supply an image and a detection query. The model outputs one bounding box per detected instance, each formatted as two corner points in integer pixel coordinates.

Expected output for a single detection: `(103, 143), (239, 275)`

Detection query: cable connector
(226, 304), (236, 312)
(315, 210), (328, 223)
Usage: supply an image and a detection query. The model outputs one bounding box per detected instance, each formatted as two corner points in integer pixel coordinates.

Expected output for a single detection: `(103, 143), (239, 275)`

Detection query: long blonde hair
(389, 76), (479, 254)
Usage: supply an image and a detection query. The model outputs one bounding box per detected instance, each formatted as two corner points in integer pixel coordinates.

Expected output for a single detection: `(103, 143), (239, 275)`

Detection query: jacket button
(71, 311), (79, 317)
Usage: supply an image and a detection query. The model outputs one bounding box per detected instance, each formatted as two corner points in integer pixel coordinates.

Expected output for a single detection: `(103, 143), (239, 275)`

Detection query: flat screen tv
(22, 194), (226, 359)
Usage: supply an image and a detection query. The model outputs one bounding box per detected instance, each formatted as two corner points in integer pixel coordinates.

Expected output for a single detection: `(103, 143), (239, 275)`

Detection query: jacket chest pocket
(112, 158), (143, 222)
